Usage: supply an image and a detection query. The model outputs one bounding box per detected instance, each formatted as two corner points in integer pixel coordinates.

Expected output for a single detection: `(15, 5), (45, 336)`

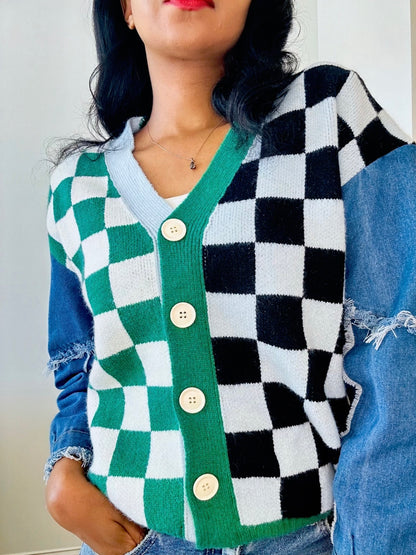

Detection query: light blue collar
(104, 117), (254, 240)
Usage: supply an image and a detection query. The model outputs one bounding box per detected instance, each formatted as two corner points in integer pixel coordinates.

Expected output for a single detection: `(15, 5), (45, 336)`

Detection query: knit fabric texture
(46, 63), (411, 549)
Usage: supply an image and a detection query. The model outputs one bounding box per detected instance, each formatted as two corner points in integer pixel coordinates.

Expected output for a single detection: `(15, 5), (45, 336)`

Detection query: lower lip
(165, 0), (213, 10)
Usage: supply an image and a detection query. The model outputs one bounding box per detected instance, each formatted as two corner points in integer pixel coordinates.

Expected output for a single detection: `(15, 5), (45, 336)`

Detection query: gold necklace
(147, 119), (226, 170)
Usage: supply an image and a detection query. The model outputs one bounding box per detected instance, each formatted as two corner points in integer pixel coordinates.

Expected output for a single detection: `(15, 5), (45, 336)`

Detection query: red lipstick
(164, 0), (214, 10)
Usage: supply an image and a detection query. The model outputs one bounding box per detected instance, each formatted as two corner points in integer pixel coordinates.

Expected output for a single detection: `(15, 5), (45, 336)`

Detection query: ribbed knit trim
(105, 119), (251, 239)
(104, 118), (179, 238)
(156, 130), (258, 547)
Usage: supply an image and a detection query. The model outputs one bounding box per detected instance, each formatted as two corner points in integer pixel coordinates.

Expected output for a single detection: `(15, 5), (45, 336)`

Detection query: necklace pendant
(189, 158), (196, 170)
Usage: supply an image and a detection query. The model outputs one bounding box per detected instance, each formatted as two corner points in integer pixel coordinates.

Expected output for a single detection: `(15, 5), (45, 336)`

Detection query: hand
(46, 458), (148, 555)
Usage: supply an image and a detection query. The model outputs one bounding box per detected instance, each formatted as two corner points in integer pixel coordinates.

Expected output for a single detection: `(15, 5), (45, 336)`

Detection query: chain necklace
(147, 119), (226, 170)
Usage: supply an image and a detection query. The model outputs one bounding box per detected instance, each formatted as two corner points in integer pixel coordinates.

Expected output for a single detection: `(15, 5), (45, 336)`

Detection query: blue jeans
(79, 518), (333, 555)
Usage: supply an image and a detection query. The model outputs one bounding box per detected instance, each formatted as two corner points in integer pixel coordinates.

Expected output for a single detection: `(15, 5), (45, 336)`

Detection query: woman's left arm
(332, 70), (416, 554)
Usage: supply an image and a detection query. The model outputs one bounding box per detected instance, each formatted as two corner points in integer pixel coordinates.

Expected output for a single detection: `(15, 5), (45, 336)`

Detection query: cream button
(193, 474), (219, 501)
(170, 302), (196, 328)
(179, 387), (206, 414)
(161, 218), (187, 241)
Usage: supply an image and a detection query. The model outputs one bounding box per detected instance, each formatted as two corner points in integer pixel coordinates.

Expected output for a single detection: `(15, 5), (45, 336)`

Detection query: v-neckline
(104, 117), (255, 240)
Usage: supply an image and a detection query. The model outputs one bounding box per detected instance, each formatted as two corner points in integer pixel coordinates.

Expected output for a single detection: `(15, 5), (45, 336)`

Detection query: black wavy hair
(56, 0), (298, 163)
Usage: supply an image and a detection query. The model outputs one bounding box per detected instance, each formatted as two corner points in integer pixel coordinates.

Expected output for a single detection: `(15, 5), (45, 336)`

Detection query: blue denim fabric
(79, 519), (332, 555)
(333, 144), (416, 554)
(44, 253), (94, 479)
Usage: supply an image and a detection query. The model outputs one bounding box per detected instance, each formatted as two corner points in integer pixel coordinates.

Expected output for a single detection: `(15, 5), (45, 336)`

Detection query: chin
(153, 27), (242, 62)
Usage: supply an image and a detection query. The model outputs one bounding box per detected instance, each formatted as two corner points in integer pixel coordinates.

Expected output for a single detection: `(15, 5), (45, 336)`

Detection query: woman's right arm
(45, 253), (94, 481)
(45, 172), (147, 554)
(45, 253), (147, 555)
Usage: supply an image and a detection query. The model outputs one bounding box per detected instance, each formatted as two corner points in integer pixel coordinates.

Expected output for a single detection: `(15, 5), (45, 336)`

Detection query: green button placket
(157, 129), (254, 547)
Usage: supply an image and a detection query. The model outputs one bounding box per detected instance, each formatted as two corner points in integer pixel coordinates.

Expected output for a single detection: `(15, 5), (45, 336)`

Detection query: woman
(44, 0), (416, 554)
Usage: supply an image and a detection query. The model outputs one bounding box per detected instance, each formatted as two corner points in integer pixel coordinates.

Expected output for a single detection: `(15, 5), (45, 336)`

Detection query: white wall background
(316, 0), (414, 138)
(291, 0), (414, 136)
(291, 0), (319, 67)
(0, 1), (413, 553)
(0, 1), (96, 552)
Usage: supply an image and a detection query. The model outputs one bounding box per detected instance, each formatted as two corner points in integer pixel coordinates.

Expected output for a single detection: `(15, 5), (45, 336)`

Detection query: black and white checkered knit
(199, 64), (410, 525)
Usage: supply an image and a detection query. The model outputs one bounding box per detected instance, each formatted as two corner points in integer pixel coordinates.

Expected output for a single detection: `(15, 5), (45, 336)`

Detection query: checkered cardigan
(46, 63), (412, 549)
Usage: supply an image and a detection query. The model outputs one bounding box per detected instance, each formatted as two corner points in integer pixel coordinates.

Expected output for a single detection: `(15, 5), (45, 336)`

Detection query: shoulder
(50, 153), (82, 194)
(268, 60), (411, 146)
(49, 150), (109, 209)
(50, 117), (140, 197)
(260, 61), (412, 186)
(47, 149), (109, 246)
(51, 150), (107, 190)
(264, 61), (359, 127)
(276, 61), (394, 117)
(262, 61), (357, 139)
(300, 61), (354, 97)
(277, 62), (353, 110)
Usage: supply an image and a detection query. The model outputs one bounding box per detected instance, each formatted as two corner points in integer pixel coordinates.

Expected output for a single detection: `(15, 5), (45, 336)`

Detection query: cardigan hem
(192, 510), (334, 549)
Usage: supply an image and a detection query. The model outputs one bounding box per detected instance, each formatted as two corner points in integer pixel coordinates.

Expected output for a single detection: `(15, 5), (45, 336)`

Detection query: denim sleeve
(333, 144), (416, 554)
(44, 252), (95, 481)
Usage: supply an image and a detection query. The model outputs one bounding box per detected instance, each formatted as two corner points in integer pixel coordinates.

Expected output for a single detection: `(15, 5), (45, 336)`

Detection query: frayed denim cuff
(46, 338), (95, 375)
(45, 429), (93, 482)
(44, 445), (93, 482)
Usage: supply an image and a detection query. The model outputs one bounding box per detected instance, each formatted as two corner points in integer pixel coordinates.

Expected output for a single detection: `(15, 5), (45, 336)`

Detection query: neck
(145, 50), (225, 138)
